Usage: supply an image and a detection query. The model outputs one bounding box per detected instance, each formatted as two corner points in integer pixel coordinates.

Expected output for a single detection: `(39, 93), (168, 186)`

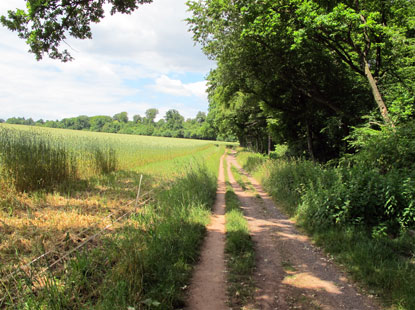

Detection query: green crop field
(0, 124), (231, 309)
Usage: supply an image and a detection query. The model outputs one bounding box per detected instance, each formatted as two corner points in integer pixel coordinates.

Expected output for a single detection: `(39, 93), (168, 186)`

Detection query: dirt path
(226, 152), (381, 310)
(186, 154), (228, 310)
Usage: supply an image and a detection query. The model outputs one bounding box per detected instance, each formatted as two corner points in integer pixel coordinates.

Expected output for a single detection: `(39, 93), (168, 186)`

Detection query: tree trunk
(268, 134), (272, 155)
(363, 56), (394, 126)
(306, 121), (316, 161)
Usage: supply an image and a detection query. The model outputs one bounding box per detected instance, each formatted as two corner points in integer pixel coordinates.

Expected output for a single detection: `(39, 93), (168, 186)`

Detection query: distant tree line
(2, 108), (235, 141)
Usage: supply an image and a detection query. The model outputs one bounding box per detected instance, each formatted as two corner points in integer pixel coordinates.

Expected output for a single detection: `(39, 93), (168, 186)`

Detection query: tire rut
(226, 153), (381, 310)
(186, 154), (228, 310)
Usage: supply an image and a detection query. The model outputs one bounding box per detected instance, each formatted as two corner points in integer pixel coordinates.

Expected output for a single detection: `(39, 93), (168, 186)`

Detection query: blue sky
(0, 0), (215, 121)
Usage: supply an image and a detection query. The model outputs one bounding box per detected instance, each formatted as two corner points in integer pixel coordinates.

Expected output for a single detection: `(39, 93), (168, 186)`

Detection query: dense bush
(244, 122), (415, 235)
(347, 121), (415, 173)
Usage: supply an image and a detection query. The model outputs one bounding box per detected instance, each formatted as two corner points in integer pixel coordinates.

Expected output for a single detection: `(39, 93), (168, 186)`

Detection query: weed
(238, 151), (415, 310)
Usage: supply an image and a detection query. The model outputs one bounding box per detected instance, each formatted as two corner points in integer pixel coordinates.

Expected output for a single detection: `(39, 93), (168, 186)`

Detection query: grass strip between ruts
(224, 157), (256, 308)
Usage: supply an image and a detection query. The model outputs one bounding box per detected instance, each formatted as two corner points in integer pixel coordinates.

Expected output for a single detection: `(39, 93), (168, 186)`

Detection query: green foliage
(5, 109), (219, 141)
(263, 159), (322, 216)
(1, 0), (153, 61)
(298, 166), (415, 234)
(187, 0), (415, 158)
(269, 144), (288, 159)
(236, 151), (266, 174)
(145, 109), (159, 123)
(113, 112), (129, 123)
(242, 120), (415, 235)
(348, 121), (415, 172)
(241, 148), (415, 309)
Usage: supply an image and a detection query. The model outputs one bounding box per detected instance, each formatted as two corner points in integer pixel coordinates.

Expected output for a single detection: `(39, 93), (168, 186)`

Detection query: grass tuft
(224, 159), (255, 308)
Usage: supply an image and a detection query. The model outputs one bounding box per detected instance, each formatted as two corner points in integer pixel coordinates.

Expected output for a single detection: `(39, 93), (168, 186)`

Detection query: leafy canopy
(1, 0), (152, 61)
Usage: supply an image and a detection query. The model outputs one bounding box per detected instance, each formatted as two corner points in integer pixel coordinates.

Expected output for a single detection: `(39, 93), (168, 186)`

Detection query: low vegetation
(224, 159), (255, 308)
(14, 164), (219, 310)
(0, 127), (118, 192)
(237, 123), (415, 310)
(0, 124), (226, 309)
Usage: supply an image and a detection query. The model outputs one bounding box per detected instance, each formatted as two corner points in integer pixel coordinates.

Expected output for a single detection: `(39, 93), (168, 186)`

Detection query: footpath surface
(186, 154), (228, 310)
(226, 153), (380, 310)
(186, 152), (381, 310)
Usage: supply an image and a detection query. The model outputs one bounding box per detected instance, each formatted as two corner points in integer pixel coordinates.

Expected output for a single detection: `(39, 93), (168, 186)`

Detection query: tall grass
(90, 145), (118, 175)
(237, 150), (415, 309)
(1, 124), (221, 171)
(0, 128), (77, 191)
(5, 147), (224, 310)
(0, 127), (119, 192)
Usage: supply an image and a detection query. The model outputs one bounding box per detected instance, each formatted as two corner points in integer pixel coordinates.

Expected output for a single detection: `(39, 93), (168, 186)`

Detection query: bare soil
(226, 153), (381, 310)
(186, 152), (382, 310)
(186, 154), (228, 310)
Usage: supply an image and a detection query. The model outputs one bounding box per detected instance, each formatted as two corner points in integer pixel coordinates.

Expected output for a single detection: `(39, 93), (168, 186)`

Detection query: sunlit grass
(0, 124), (227, 308)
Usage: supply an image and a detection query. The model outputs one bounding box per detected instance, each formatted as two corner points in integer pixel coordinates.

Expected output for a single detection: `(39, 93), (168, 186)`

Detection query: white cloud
(152, 75), (207, 99)
(67, 0), (214, 74)
(0, 0), (214, 121)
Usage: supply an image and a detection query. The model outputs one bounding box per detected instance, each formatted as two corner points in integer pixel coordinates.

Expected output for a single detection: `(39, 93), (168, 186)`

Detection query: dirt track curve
(186, 152), (381, 310)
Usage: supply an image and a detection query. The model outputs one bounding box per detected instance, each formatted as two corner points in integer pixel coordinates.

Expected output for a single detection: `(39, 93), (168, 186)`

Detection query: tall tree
(187, 0), (376, 158)
(237, 0), (415, 124)
(165, 109), (184, 131)
(113, 112), (129, 123)
(145, 108), (159, 123)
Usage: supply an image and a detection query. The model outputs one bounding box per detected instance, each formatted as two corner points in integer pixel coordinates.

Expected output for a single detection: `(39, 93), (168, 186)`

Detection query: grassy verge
(236, 150), (415, 310)
(0, 125), (225, 309)
(3, 151), (222, 309)
(224, 159), (255, 308)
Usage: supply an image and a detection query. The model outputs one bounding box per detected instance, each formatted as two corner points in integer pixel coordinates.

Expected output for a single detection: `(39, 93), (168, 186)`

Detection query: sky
(0, 0), (215, 121)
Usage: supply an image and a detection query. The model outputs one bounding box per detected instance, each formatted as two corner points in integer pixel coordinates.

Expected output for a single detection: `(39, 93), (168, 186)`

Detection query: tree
(90, 115), (113, 132)
(187, 0), (377, 158)
(133, 114), (142, 123)
(195, 111), (207, 123)
(164, 109), (184, 131)
(113, 112), (128, 123)
(145, 108), (158, 123)
(1, 0), (153, 61)
(231, 0), (415, 125)
(291, 0), (415, 125)
(73, 115), (91, 130)
(6, 117), (25, 124)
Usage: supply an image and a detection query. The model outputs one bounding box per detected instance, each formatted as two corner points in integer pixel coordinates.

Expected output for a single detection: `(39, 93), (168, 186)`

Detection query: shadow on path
(226, 153), (380, 310)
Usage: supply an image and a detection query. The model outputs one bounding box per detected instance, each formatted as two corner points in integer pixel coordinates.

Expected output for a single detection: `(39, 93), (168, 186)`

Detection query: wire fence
(0, 177), (154, 308)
